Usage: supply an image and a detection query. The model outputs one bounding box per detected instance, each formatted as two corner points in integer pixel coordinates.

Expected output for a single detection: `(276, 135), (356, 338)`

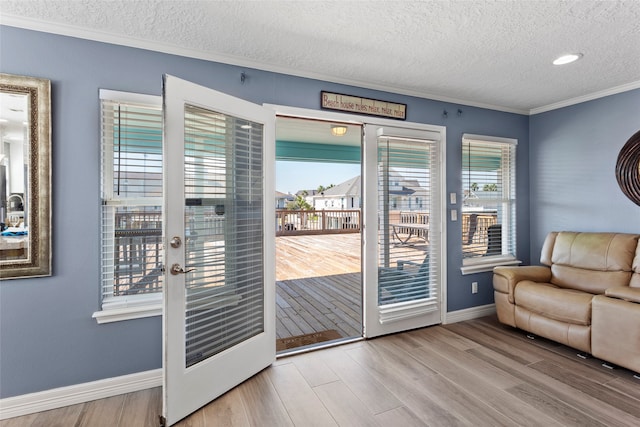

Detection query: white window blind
(182, 104), (264, 367)
(377, 136), (441, 309)
(462, 134), (516, 266)
(100, 91), (163, 306)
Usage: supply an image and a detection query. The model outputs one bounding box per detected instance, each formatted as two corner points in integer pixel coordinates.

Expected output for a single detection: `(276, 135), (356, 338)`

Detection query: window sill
(92, 294), (162, 324)
(460, 258), (522, 275)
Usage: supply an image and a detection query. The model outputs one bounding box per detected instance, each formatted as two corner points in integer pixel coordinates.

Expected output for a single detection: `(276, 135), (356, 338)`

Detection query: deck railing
(113, 211), (163, 296)
(276, 209), (361, 236)
(394, 211), (430, 241)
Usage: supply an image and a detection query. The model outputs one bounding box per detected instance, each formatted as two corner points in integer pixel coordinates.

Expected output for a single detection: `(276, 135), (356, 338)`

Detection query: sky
(276, 161), (361, 194)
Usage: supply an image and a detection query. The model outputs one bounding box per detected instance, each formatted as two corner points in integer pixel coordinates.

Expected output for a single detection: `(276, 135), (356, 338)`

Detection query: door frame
(265, 104), (447, 339)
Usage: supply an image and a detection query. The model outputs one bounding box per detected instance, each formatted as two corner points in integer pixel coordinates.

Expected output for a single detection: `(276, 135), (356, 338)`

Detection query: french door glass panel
(163, 75), (275, 426)
(364, 125), (442, 338)
(183, 104), (265, 367)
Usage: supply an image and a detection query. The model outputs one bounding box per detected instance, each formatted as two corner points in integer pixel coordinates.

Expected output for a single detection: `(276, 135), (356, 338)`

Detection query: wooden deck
(276, 273), (361, 339)
(275, 233), (431, 344)
(276, 234), (362, 342)
(274, 228), (497, 347)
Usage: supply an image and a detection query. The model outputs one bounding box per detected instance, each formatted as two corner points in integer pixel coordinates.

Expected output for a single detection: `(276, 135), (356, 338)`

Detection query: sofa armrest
(493, 265), (551, 303)
(605, 286), (640, 304)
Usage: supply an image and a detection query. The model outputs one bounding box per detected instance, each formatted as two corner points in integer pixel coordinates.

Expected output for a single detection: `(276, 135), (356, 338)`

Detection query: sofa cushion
(592, 295), (640, 373)
(539, 231), (558, 266)
(514, 280), (593, 326)
(605, 286), (640, 303)
(515, 306), (591, 353)
(551, 265), (632, 295)
(551, 232), (638, 271)
(550, 232), (638, 293)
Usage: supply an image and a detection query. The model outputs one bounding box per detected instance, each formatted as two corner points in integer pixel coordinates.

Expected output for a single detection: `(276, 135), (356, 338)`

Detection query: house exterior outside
(275, 190), (294, 209)
(309, 171), (429, 212)
(387, 169), (428, 212)
(311, 175), (361, 210)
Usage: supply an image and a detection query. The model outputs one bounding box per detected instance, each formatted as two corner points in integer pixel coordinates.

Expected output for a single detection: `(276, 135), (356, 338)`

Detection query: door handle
(170, 263), (196, 275)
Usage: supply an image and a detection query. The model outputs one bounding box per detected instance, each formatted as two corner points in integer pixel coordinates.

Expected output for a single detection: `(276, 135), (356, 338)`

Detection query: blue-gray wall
(0, 25), (530, 398)
(529, 89), (640, 258)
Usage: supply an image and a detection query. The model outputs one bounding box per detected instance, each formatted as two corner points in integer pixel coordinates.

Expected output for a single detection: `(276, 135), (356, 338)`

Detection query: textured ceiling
(1, 0), (640, 114)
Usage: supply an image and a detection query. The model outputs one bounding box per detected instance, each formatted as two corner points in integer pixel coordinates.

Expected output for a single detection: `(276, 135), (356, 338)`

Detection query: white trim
(462, 133), (518, 146)
(267, 104), (445, 135)
(1, 15), (527, 115)
(460, 259), (522, 275)
(92, 303), (162, 324)
(530, 80), (640, 115)
(444, 303), (496, 324)
(92, 293), (162, 324)
(0, 369), (162, 420)
(379, 298), (439, 324)
(99, 89), (161, 106)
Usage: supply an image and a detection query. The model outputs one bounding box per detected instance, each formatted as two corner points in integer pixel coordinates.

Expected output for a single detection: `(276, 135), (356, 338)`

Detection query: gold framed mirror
(0, 73), (51, 279)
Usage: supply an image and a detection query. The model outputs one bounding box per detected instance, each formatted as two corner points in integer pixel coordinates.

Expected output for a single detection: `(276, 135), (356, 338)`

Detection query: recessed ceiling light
(553, 53), (583, 65)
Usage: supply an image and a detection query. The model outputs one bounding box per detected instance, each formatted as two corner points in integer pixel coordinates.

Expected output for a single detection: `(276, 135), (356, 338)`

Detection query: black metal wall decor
(616, 129), (640, 207)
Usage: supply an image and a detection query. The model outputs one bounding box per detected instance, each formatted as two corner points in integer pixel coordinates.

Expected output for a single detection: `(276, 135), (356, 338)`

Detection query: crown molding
(529, 80), (640, 115)
(3, 15), (638, 117)
(0, 15), (528, 115)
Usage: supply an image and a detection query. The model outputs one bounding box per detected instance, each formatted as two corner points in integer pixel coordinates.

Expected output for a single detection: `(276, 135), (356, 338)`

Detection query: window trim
(93, 90), (163, 324)
(460, 257), (521, 275)
(93, 293), (162, 324)
(460, 133), (519, 275)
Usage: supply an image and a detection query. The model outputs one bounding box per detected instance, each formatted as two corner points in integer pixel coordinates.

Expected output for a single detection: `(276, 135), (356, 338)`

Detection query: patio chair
(485, 224), (502, 256)
(378, 253), (430, 304)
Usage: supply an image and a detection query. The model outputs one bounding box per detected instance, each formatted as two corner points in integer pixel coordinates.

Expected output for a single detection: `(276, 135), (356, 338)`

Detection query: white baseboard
(444, 303), (496, 324)
(0, 369), (162, 420)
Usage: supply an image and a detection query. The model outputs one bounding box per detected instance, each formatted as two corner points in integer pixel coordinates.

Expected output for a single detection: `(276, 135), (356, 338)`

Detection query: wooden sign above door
(321, 91), (406, 120)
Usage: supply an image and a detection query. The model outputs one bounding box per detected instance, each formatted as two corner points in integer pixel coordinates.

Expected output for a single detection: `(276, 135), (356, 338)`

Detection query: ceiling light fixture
(331, 125), (348, 137)
(553, 53), (583, 65)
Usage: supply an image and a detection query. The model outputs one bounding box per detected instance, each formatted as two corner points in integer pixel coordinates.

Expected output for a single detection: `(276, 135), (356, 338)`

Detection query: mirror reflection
(0, 91), (29, 260)
(0, 73), (51, 279)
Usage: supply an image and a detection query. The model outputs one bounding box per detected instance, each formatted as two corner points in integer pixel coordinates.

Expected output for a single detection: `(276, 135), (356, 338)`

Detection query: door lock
(170, 263), (195, 275)
(170, 236), (182, 248)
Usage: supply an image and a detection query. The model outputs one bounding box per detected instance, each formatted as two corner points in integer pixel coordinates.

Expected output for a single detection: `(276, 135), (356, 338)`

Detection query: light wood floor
(4, 315), (639, 426)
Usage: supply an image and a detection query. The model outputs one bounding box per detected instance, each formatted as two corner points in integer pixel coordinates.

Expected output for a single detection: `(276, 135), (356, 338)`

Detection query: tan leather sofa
(493, 231), (640, 374)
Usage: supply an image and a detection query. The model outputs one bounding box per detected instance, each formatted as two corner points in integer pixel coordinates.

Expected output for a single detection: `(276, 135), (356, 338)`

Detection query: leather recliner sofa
(493, 231), (640, 374)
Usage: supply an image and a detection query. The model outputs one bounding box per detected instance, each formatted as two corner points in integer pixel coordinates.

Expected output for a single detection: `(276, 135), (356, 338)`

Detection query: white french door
(162, 75), (275, 426)
(363, 124), (444, 338)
